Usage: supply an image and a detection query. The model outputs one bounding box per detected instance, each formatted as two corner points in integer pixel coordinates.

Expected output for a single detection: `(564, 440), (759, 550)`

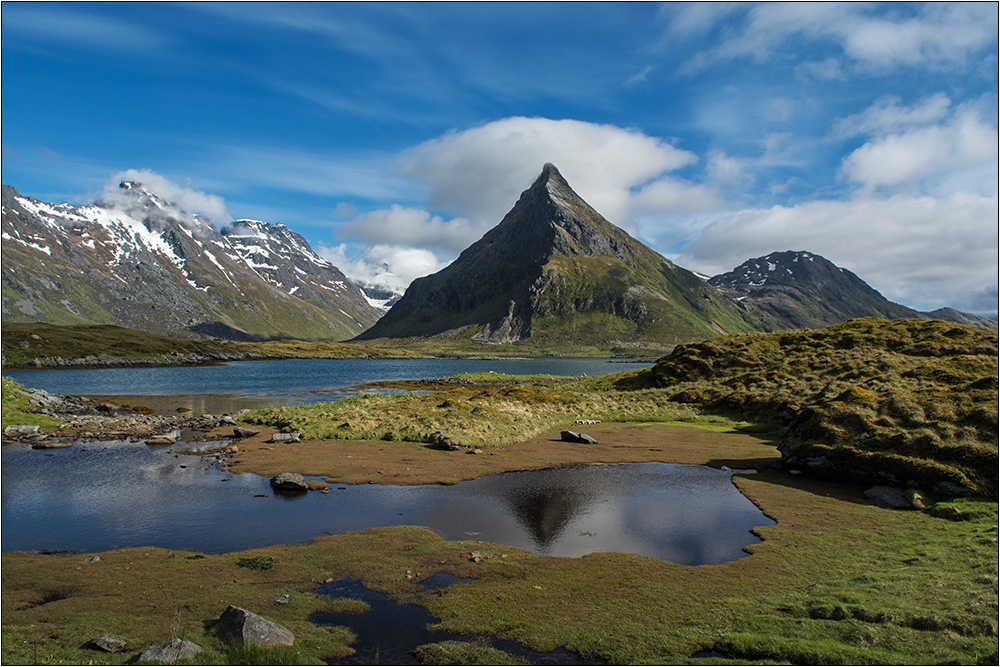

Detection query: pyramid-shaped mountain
(357, 164), (756, 345)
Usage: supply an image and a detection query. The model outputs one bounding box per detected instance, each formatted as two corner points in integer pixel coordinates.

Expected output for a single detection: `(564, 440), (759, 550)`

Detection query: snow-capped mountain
(2, 182), (382, 340)
(708, 250), (997, 331)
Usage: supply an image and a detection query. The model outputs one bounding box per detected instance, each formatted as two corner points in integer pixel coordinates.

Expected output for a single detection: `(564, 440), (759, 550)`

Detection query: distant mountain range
(1, 182), (383, 341)
(709, 250), (996, 331)
(2, 171), (993, 344)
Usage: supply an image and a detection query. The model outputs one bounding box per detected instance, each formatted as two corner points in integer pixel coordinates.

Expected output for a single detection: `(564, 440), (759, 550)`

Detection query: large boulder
(864, 485), (918, 510)
(216, 605), (294, 647)
(561, 430), (598, 444)
(270, 472), (309, 492)
(138, 638), (202, 663)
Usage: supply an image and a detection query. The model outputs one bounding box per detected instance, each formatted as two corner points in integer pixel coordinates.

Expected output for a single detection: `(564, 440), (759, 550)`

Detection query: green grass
(1, 378), (61, 430)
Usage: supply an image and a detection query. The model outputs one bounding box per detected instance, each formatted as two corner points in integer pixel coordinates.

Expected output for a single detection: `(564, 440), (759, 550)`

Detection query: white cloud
(678, 191), (998, 314)
(103, 169), (232, 224)
(394, 117), (700, 227)
(704, 150), (754, 186)
(839, 104), (998, 193)
(835, 93), (952, 138)
(318, 242), (446, 294)
(337, 205), (480, 255)
(671, 3), (998, 74)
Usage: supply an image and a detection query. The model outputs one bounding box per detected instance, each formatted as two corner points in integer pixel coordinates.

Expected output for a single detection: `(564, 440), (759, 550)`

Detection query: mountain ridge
(709, 250), (997, 331)
(1, 182), (381, 341)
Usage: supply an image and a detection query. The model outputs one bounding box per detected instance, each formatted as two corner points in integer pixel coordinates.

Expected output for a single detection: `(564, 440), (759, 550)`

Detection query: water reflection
(502, 480), (597, 549)
(1, 443), (773, 564)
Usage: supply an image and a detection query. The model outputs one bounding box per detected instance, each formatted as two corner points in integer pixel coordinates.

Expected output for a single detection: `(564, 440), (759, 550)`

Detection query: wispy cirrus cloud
(1, 6), (170, 53)
(663, 2), (998, 75)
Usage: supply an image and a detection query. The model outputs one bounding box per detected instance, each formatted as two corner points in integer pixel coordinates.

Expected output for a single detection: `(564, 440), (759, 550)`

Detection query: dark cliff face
(357, 164), (754, 344)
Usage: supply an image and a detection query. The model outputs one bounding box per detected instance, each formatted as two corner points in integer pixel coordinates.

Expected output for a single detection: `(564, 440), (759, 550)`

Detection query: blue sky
(2, 2), (997, 315)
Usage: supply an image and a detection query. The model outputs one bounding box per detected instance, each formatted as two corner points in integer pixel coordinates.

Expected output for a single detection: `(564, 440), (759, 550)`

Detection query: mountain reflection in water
(1, 443), (772, 564)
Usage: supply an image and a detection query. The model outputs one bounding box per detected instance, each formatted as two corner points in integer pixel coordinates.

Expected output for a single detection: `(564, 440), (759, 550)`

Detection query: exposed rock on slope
(357, 164), (756, 345)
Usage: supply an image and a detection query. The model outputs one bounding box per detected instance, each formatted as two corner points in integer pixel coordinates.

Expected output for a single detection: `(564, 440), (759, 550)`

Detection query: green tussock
(591, 318), (999, 494)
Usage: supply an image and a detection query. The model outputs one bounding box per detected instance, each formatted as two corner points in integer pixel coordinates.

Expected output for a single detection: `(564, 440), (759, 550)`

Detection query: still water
(0, 440), (772, 564)
(3, 358), (645, 411)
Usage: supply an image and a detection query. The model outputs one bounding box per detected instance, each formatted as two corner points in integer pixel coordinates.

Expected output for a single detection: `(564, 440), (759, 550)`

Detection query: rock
(146, 435), (176, 446)
(216, 605), (294, 647)
(466, 448), (483, 454)
(31, 440), (74, 449)
(931, 480), (976, 497)
(561, 430), (597, 444)
(219, 416), (238, 426)
(138, 638), (203, 663)
(88, 634), (126, 653)
(270, 432), (301, 443)
(4, 424), (40, 436)
(270, 472), (309, 491)
(574, 419), (601, 425)
(864, 485), (917, 510)
(84, 555), (101, 564)
(233, 427), (261, 439)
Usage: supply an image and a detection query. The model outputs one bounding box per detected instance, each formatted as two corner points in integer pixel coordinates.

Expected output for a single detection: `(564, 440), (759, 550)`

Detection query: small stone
(138, 638), (203, 664)
(84, 555), (101, 564)
(88, 634), (126, 653)
(466, 448), (483, 454)
(219, 416), (238, 426)
(270, 432), (302, 443)
(146, 435), (176, 446)
(274, 594), (290, 604)
(233, 427), (261, 439)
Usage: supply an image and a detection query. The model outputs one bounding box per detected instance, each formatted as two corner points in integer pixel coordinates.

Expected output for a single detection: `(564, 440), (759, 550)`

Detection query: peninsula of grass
(0, 322), (427, 368)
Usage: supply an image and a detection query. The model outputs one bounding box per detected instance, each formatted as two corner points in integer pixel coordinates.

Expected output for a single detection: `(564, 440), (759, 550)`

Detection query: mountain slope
(357, 164), (757, 345)
(709, 250), (997, 331)
(1, 183), (381, 340)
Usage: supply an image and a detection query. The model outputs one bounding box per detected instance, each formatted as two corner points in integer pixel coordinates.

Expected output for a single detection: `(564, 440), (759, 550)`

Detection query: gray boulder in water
(216, 605), (294, 647)
(270, 472), (309, 491)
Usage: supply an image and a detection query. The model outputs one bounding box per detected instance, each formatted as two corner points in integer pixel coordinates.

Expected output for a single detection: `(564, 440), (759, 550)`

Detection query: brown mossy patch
(224, 422), (780, 485)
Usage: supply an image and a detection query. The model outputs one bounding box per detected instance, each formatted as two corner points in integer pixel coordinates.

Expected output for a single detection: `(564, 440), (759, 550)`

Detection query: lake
(0, 440), (773, 564)
(3, 357), (647, 412)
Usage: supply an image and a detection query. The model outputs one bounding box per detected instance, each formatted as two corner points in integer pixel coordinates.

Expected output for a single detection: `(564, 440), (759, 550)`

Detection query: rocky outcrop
(216, 605), (294, 647)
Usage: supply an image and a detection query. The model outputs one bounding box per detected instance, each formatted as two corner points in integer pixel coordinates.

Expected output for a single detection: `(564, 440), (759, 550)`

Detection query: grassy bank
(0, 322), (426, 368)
(3, 467), (995, 665)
